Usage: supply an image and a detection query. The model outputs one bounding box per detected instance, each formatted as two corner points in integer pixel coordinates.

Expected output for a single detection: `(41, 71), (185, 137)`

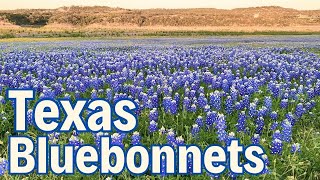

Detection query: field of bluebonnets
(0, 36), (320, 179)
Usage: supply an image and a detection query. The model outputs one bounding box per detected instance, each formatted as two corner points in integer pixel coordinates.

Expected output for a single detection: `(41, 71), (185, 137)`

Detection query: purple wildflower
(291, 143), (301, 153)
(191, 124), (200, 137)
(149, 120), (158, 133)
(251, 134), (260, 144)
(0, 158), (8, 176)
(270, 139), (283, 155)
(131, 131), (141, 145)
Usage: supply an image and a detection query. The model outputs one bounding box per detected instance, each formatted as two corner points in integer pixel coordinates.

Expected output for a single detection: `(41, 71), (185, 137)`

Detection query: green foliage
(1, 13), (49, 26)
(0, 33), (15, 39)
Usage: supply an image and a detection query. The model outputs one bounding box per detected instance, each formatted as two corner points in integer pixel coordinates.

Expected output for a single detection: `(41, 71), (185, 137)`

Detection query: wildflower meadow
(0, 37), (320, 179)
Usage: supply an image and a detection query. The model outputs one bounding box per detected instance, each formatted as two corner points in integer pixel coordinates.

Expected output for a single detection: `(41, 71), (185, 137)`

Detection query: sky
(0, 0), (319, 10)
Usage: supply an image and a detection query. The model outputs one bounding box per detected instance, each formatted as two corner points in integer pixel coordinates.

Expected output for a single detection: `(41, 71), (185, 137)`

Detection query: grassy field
(1, 27), (320, 40)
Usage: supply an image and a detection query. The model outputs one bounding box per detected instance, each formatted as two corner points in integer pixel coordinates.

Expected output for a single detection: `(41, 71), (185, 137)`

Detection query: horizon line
(0, 5), (319, 11)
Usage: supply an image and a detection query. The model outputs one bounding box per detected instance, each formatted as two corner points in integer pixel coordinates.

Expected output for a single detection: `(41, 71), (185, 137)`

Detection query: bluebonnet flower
(206, 111), (217, 128)
(64, 93), (71, 99)
(166, 129), (176, 146)
(295, 103), (305, 118)
(78, 83), (86, 93)
(72, 130), (80, 136)
(149, 120), (158, 133)
(281, 119), (292, 142)
(195, 116), (204, 127)
(27, 109), (33, 125)
(225, 96), (234, 114)
(0, 158), (8, 176)
(75, 91), (81, 99)
(207, 173), (220, 179)
(42, 86), (55, 98)
(284, 113), (295, 126)
(98, 89), (104, 95)
(198, 86), (205, 94)
(209, 91), (221, 110)
(249, 103), (257, 118)
(184, 88), (190, 97)
(69, 135), (84, 150)
(289, 88), (297, 100)
(247, 86), (255, 95)
(239, 84), (246, 96)
(242, 95), (250, 108)
(91, 89), (97, 99)
(189, 90), (196, 99)
(147, 87), (154, 97)
(145, 99), (153, 109)
(236, 111), (247, 132)
(280, 99), (288, 109)
(230, 87), (238, 101)
(264, 96), (272, 112)
(272, 130), (282, 140)
(48, 132), (60, 144)
(251, 134), (260, 144)
(111, 133), (124, 148)
(159, 126), (166, 135)
(222, 79), (230, 92)
(170, 100), (178, 115)
(150, 94), (158, 108)
(120, 132), (127, 141)
(183, 97), (191, 111)
(253, 98), (259, 105)
(270, 139), (283, 155)
(228, 171), (238, 180)
(174, 93), (180, 105)
(226, 132), (236, 145)
(149, 108), (159, 122)
(204, 105), (211, 113)
(255, 117), (265, 135)
(307, 89), (315, 99)
(191, 124), (200, 137)
(270, 84), (280, 97)
(190, 104), (197, 113)
(291, 143), (301, 153)
(270, 111), (278, 120)
(197, 93), (207, 109)
(134, 99), (142, 116)
(262, 154), (270, 166)
(163, 96), (172, 113)
(270, 121), (279, 131)
(215, 114), (227, 142)
(175, 136), (185, 146)
(261, 154), (270, 174)
(235, 102), (243, 111)
(305, 100), (316, 111)
(131, 131), (141, 145)
(106, 88), (113, 101)
(94, 132), (108, 149)
(257, 106), (268, 117)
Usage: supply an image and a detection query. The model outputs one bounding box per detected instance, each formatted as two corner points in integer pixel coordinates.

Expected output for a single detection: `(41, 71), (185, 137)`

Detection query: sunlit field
(0, 37), (320, 179)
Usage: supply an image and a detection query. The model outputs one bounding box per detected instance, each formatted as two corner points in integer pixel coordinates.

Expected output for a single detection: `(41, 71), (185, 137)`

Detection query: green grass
(1, 29), (320, 40)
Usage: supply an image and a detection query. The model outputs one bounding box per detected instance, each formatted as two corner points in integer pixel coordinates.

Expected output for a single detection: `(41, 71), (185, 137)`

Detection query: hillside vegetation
(1, 6), (320, 27)
(0, 6), (320, 38)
